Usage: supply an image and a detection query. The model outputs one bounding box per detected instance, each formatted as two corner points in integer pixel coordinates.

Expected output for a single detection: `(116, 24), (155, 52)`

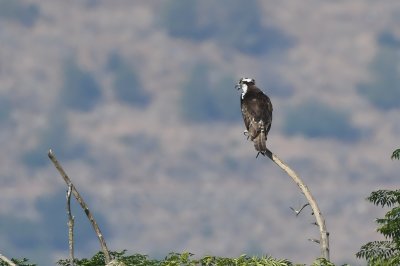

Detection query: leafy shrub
(60, 58), (102, 112)
(357, 190), (400, 265)
(357, 152), (400, 265)
(283, 100), (360, 141)
(392, 149), (400, 160)
(0, 0), (40, 27)
(357, 32), (400, 110)
(107, 53), (151, 107)
(0, 258), (36, 266)
(57, 251), (293, 266)
(161, 0), (293, 55)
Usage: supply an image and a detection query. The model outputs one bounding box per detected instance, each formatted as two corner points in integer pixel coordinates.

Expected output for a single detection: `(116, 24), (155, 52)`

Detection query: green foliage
(60, 58), (102, 112)
(107, 52), (151, 107)
(357, 241), (398, 265)
(57, 251), (293, 266)
(180, 63), (239, 123)
(283, 100), (360, 141)
(1, 251), (342, 266)
(0, 0), (40, 27)
(161, 0), (293, 55)
(310, 258), (337, 266)
(367, 189), (400, 207)
(392, 149), (400, 160)
(357, 188), (400, 264)
(357, 32), (400, 110)
(0, 258), (36, 266)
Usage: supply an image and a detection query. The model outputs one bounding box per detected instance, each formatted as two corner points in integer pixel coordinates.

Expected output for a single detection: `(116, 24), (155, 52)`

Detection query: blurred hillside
(0, 1), (399, 265)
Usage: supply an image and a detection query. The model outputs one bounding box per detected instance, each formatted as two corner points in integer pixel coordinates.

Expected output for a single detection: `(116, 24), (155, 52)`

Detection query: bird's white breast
(241, 84), (248, 99)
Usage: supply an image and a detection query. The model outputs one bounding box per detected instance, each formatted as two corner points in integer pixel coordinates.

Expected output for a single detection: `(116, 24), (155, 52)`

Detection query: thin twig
(290, 203), (310, 216)
(263, 149), (330, 261)
(48, 149), (111, 264)
(0, 253), (17, 266)
(308, 238), (320, 244)
(66, 184), (75, 266)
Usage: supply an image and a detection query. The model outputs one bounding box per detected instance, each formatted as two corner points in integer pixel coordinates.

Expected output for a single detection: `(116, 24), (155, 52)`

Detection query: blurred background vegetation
(0, 0), (40, 27)
(357, 31), (400, 111)
(0, 1), (399, 265)
(283, 100), (360, 142)
(161, 0), (294, 55)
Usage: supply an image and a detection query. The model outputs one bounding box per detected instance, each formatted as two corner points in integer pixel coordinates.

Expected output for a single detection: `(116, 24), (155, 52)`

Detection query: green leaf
(391, 149), (400, 160)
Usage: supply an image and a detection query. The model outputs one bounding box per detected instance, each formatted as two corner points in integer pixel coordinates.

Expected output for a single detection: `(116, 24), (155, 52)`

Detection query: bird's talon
(243, 130), (250, 140)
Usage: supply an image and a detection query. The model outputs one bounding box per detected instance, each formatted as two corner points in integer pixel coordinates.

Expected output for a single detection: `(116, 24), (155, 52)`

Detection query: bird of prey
(236, 78), (273, 157)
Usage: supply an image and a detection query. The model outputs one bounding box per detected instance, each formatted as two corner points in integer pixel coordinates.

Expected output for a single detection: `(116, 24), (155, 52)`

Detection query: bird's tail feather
(254, 130), (267, 154)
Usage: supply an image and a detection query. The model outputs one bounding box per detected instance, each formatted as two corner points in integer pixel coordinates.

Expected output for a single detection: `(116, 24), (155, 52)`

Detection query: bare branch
(0, 253), (16, 266)
(263, 149), (330, 261)
(48, 149), (111, 264)
(308, 238), (320, 244)
(290, 203), (310, 216)
(66, 184), (75, 266)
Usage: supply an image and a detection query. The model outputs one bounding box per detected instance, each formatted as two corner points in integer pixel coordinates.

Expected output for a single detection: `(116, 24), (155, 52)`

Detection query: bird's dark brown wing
(258, 91), (273, 134)
(240, 101), (252, 131)
(240, 87), (273, 154)
(241, 90), (272, 129)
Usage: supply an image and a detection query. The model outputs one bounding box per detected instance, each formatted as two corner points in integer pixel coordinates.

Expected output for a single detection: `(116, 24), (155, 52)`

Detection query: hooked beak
(235, 83), (241, 90)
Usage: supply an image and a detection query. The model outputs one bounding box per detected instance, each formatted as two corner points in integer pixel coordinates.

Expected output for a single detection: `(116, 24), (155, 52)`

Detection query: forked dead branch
(48, 149), (111, 264)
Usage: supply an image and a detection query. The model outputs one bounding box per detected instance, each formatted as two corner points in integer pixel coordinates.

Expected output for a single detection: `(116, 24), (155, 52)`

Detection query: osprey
(236, 78), (273, 156)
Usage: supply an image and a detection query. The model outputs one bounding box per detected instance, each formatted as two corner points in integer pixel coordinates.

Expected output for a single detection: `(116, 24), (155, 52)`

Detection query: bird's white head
(236, 77), (255, 99)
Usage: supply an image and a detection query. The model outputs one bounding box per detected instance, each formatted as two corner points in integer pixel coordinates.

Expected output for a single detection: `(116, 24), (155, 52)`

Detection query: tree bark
(66, 184), (75, 266)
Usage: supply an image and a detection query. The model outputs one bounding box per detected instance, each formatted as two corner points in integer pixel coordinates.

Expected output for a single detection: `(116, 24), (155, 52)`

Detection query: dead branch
(263, 149), (330, 261)
(66, 184), (75, 266)
(0, 253), (16, 266)
(289, 203), (310, 216)
(48, 149), (111, 264)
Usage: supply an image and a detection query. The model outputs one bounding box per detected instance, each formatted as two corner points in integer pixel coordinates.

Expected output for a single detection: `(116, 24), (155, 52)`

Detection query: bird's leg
(256, 151), (266, 158)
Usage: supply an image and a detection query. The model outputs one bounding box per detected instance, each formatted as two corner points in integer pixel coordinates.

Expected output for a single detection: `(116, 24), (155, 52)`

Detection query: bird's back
(240, 85), (273, 155)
